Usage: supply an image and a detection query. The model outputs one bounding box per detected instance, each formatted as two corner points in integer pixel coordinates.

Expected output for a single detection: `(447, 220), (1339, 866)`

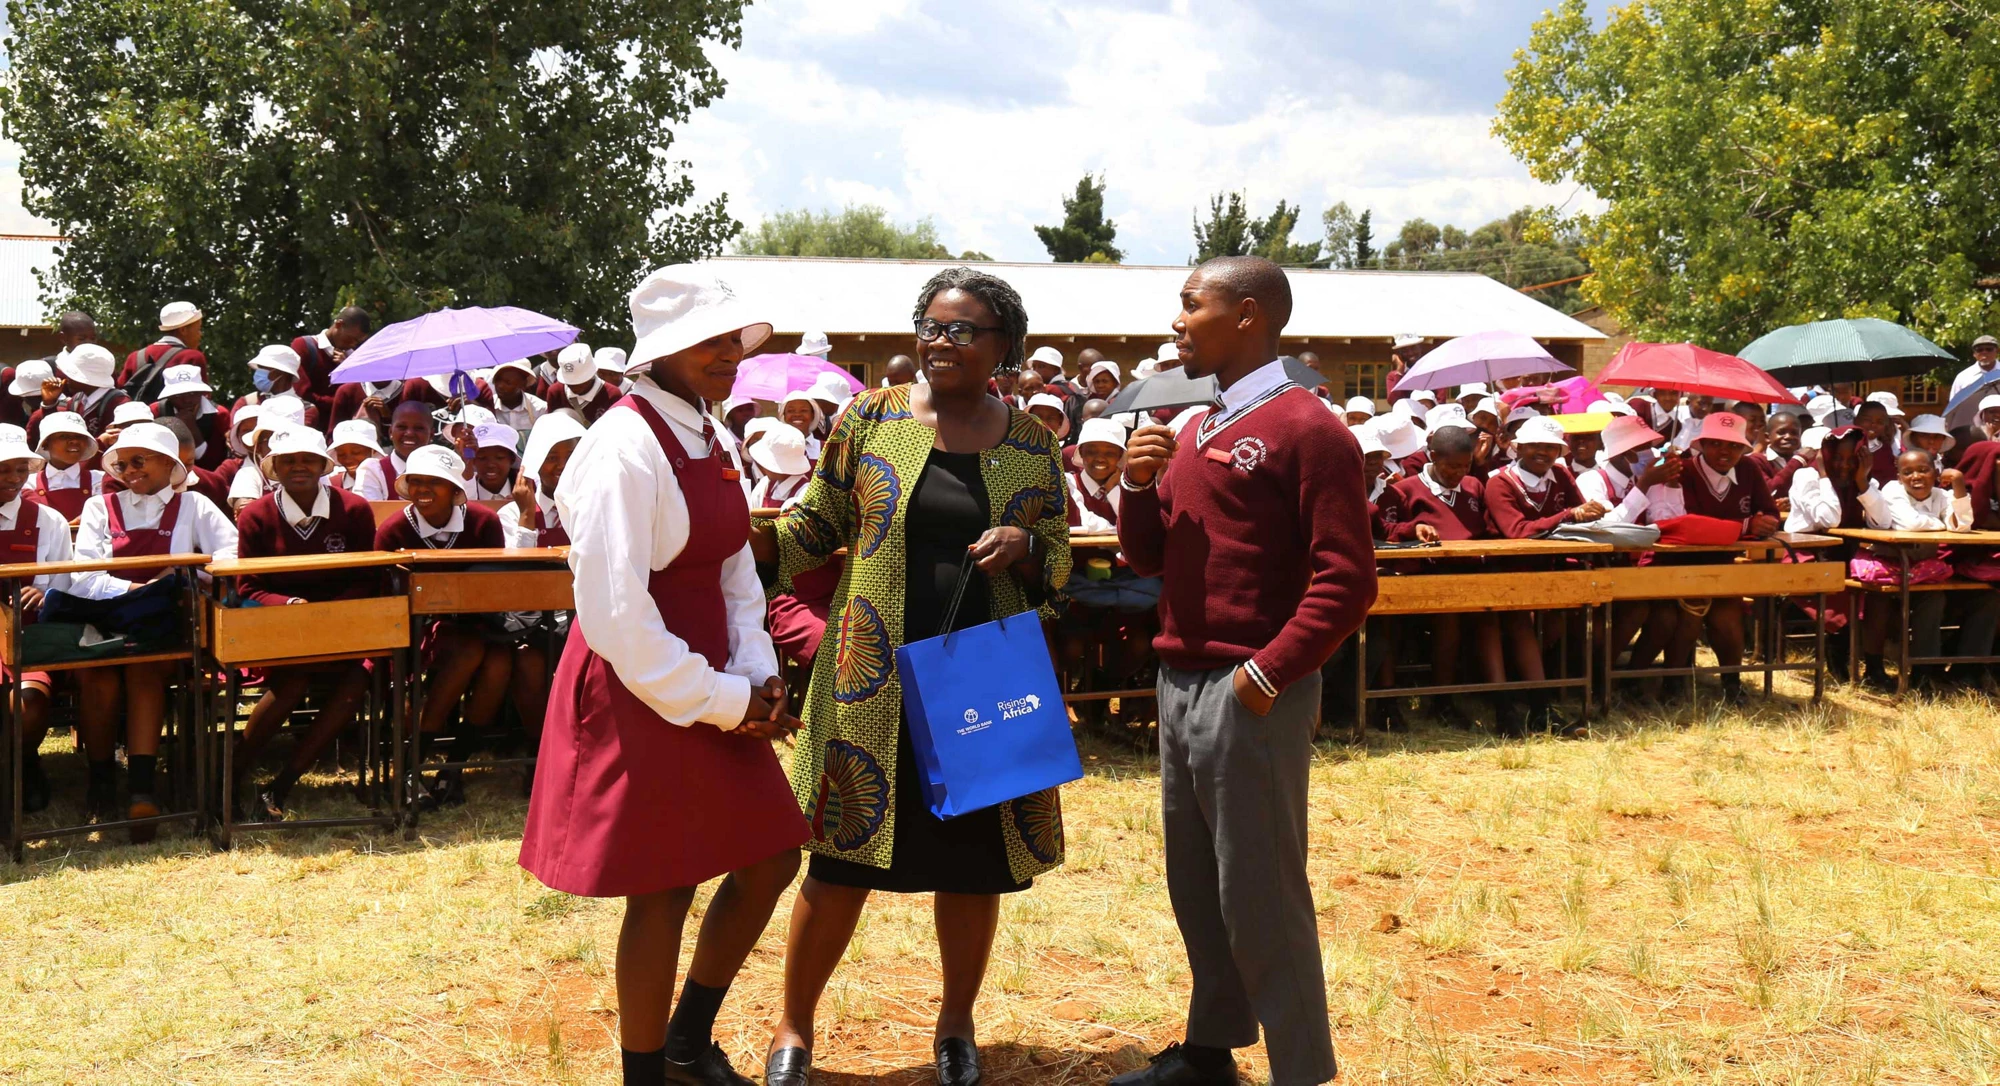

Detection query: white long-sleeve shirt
(489, 392), (546, 437)
(71, 488), (237, 599)
(498, 493), (560, 550)
(1575, 462), (1650, 527)
(555, 378), (776, 730)
(1785, 467), (1846, 534)
(353, 452), (409, 501)
(1856, 480), (1974, 532)
(1949, 361), (1998, 402)
(0, 496), (75, 591)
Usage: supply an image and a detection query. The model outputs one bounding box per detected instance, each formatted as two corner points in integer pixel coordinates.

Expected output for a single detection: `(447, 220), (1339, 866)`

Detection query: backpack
(122, 343), (184, 404)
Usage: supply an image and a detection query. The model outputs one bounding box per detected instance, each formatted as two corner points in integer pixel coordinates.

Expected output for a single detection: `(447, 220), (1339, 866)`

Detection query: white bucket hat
(1805, 394), (1840, 425)
(1456, 383), (1489, 401)
(1392, 397), (1428, 424)
(779, 390), (824, 432)
(1427, 403), (1474, 433)
(251, 343), (302, 377)
(156, 364), (213, 401)
(1132, 358), (1161, 381)
(395, 445), (468, 499)
(1076, 416), (1128, 450)
(1028, 346), (1065, 374)
(1514, 416), (1569, 447)
(249, 394), (307, 441)
(111, 400), (155, 427)
(749, 422), (812, 476)
(259, 424), (334, 479)
(1409, 389), (1438, 405)
(8, 359), (52, 398)
(1864, 390), (1904, 417)
(1504, 405), (1542, 427)
(1025, 392), (1071, 439)
(1342, 397), (1376, 418)
(592, 346), (630, 375)
(1156, 342), (1180, 363)
(809, 371), (856, 408)
(797, 331), (833, 358)
(629, 264), (773, 370)
(493, 357), (538, 382)
(1601, 415), (1666, 460)
(742, 417), (780, 447)
(35, 411), (99, 462)
(555, 342), (596, 385)
(158, 301), (203, 331)
(472, 421), (520, 454)
(57, 343), (115, 388)
(106, 422), (188, 485)
(329, 419), (384, 457)
(1085, 360), (1122, 390)
(1471, 397), (1502, 422)
(1981, 393), (2000, 416)
(0, 428), (44, 470)
(1907, 413), (1955, 454)
(1354, 422), (1388, 459)
(1800, 425), (1830, 452)
(1372, 414), (1425, 459)
(520, 412), (588, 487)
(228, 406), (260, 456)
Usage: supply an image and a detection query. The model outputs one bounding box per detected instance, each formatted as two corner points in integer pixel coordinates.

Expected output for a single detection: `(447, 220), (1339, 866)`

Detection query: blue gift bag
(896, 559), (1083, 820)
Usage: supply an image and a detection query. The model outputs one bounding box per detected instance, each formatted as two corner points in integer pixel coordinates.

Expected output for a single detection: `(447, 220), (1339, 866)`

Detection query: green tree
(1248, 200), (1326, 267)
(1191, 191), (1252, 263)
(0, 0), (743, 389)
(1034, 173), (1122, 263)
(1321, 202), (1360, 269)
(1496, 0), (2000, 350)
(1353, 210), (1376, 267)
(736, 205), (959, 259)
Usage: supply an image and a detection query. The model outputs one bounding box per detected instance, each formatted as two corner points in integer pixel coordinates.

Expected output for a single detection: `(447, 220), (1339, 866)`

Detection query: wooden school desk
(0, 553), (211, 861)
(398, 546), (571, 835)
(1829, 527), (2000, 696)
(1599, 532), (1843, 706)
(203, 550), (411, 848)
(1363, 538), (1614, 731)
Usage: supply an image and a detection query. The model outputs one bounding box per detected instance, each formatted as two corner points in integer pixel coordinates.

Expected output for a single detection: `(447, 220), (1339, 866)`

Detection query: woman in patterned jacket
(750, 267), (1073, 1086)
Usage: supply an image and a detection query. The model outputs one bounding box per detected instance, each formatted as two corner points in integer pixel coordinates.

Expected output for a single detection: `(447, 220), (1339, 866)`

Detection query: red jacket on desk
(1117, 370), (1377, 695)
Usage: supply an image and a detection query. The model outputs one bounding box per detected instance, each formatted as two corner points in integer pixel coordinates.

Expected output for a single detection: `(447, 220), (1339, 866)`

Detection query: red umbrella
(1598, 342), (1801, 405)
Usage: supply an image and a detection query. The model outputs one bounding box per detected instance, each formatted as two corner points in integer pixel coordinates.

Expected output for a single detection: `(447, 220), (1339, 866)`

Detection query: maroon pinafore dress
(519, 397), (808, 897)
(1, 496), (51, 684)
(534, 506), (569, 548)
(107, 491), (183, 582)
(35, 468), (91, 522)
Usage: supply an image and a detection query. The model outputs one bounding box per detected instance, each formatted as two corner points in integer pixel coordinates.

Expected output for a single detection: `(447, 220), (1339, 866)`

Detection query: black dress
(807, 450), (1032, 895)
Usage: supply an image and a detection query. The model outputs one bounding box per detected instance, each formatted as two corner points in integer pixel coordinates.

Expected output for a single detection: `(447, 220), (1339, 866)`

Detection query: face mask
(252, 369), (276, 395)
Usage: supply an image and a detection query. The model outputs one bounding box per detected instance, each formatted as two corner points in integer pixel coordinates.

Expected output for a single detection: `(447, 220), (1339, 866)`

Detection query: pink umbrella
(730, 353), (864, 403)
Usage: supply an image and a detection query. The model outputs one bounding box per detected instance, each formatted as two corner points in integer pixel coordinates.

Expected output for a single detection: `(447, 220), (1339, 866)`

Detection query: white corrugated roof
(0, 236), (61, 329)
(706, 256), (1604, 342)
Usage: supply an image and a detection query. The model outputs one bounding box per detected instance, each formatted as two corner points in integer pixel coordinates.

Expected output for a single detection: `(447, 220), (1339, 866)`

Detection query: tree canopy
(1192, 192), (1325, 266)
(736, 205), (988, 261)
(0, 0), (745, 386)
(1374, 207), (1591, 311)
(1034, 174), (1122, 263)
(1496, 0), (2000, 351)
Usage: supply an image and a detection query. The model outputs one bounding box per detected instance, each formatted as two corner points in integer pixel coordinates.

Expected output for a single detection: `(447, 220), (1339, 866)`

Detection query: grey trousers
(1157, 664), (1336, 1086)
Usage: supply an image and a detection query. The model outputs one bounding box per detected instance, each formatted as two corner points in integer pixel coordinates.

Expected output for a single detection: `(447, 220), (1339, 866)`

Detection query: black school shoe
(662, 1042), (754, 1086)
(935, 1037), (981, 1086)
(764, 1046), (811, 1086)
(1109, 1044), (1238, 1086)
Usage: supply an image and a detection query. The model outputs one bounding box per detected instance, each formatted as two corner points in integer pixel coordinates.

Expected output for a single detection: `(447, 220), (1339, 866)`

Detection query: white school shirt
(71, 489), (238, 599)
(1067, 470), (1122, 535)
(0, 496), (75, 590)
(1784, 467), (1845, 534)
(227, 459), (274, 502)
(498, 494), (560, 550)
(465, 473), (514, 502)
(1856, 480), (1975, 532)
(748, 473), (809, 510)
(33, 462), (105, 500)
(1576, 461), (1650, 526)
(407, 504), (465, 548)
(555, 377), (777, 730)
(490, 392), (547, 435)
(1949, 361), (1998, 402)
(353, 452), (409, 501)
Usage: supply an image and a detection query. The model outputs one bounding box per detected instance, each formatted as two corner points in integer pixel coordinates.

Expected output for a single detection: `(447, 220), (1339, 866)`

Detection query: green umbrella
(1736, 317), (1954, 385)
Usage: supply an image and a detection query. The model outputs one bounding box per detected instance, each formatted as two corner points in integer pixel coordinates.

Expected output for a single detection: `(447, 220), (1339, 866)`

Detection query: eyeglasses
(914, 318), (1003, 346)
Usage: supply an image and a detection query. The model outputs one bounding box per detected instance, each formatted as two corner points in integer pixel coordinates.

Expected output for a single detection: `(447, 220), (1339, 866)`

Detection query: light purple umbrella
(328, 306), (580, 397)
(731, 353), (864, 403)
(1395, 330), (1573, 392)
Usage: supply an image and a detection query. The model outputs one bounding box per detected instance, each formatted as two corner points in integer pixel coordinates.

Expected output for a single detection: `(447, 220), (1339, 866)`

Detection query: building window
(1902, 372), (1942, 407)
(1345, 362), (1388, 402)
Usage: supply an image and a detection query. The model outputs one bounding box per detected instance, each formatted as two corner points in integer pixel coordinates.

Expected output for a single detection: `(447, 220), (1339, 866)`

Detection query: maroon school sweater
(1484, 464), (1584, 538)
(1957, 440), (2000, 530)
(1386, 470), (1488, 542)
(235, 487), (382, 604)
(1676, 459), (1780, 527)
(373, 500), (505, 552)
(1118, 385), (1377, 692)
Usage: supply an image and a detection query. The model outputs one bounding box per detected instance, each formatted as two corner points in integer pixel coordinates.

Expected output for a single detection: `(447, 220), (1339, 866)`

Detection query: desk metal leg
(6, 586), (20, 864)
(1847, 588), (1861, 686)
(1897, 550), (1912, 697)
(217, 666), (239, 851)
(1812, 592), (1826, 704)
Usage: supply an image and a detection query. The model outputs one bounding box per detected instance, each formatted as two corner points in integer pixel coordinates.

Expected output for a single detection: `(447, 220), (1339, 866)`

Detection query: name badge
(1203, 447), (1233, 465)
(721, 468), (741, 482)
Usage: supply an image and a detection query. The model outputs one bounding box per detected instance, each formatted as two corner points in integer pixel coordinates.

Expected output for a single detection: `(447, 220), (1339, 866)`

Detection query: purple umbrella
(731, 353), (864, 403)
(1395, 330), (1573, 392)
(329, 306), (580, 397)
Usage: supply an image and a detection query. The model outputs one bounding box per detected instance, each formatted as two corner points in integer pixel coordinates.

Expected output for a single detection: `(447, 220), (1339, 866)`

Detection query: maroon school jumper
(1864, 437), (1897, 485)
(373, 500), (504, 552)
(519, 395), (809, 897)
(370, 454), (400, 496)
(328, 382), (405, 430)
(288, 335), (342, 430)
(106, 490), (184, 583)
(1065, 468), (1119, 528)
(30, 467), (95, 522)
(0, 496), (53, 684)
(532, 505), (570, 548)
(1653, 460), (1780, 571)
(234, 489), (381, 604)
(1386, 470), (1487, 542)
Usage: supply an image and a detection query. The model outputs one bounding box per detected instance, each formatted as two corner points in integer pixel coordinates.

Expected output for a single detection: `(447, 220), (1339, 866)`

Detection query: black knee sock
(621, 1046), (666, 1086)
(663, 979), (730, 1062)
(127, 754), (157, 796)
(269, 765), (303, 802)
(1180, 1043), (1232, 1073)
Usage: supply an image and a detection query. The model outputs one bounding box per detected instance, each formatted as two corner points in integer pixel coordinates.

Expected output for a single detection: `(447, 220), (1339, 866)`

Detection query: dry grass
(8, 675), (2000, 1084)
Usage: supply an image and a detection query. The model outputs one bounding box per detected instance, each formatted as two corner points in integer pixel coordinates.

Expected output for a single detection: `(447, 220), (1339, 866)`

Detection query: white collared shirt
(354, 452), (410, 501)
(1194, 359), (1291, 445)
(72, 488), (238, 598)
(556, 377), (776, 730)
(1066, 469), (1122, 534)
(1577, 461), (1650, 526)
(1418, 463), (1460, 505)
(1857, 479), (1974, 532)
(0, 496), (75, 589)
(466, 473), (514, 502)
(490, 391), (546, 435)
(1505, 461), (1551, 492)
(227, 460), (274, 501)
(1784, 467), (1844, 533)
(408, 503), (465, 546)
(499, 493), (559, 550)
(278, 485), (331, 527)
(1949, 360), (1998, 402)
(36, 462), (101, 492)
(1694, 456), (1737, 500)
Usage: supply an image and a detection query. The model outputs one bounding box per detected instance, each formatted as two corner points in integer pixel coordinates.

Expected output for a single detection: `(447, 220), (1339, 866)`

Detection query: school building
(710, 255), (1608, 401)
(0, 234), (63, 365)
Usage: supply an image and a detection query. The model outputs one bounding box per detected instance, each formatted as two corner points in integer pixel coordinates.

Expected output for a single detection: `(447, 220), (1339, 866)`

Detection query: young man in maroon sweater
(1112, 257), (1375, 1086)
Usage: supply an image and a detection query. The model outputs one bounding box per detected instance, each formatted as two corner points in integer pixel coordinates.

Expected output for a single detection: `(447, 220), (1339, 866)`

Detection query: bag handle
(936, 549), (981, 640)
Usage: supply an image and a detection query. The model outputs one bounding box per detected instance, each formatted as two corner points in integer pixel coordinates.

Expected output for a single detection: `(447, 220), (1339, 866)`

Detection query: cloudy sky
(2, 1), (1603, 260)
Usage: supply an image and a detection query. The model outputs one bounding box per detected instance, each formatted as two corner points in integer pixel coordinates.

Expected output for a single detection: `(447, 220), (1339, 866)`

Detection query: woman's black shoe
(764, 1046), (811, 1086)
(662, 1041), (754, 1086)
(419, 770), (467, 811)
(1108, 1043), (1238, 1086)
(934, 1037), (981, 1086)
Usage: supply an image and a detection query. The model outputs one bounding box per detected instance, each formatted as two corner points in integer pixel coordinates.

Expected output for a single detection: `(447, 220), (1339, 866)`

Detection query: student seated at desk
(328, 419), (382, 493)
(71, 423), (238, 840)
(1851, 448), (1997, 692)
(463, 421), (521, 502)
(227, 427), (381, 818)
(1635, 412), (1780, 703)
(26, 412), (104, 522)
(1854, 400), (1898, 485)
(1763, 414), (1810, 512)
(353, 400), (436, 501)
(156, 416), (230, 511)
(213, 407), (259, 493)
(1385, 425), (1510, 731)
(0, 430), (77, 815)
(501, 413), (588, 756)
(375, 445), (509, 808)
(226, 394), (308, 515)
(1059, 418), (1161, 700)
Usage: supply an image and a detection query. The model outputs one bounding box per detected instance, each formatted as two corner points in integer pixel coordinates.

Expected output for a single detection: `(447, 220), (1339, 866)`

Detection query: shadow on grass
(813, 1042), (1136, 1086)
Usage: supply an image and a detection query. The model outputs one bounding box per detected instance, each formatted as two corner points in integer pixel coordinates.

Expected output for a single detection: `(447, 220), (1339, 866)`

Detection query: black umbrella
(1101, 357), (1328, 416)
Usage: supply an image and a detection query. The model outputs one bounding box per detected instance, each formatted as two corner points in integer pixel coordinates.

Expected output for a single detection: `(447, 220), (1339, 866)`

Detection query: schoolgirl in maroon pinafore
(28, 413), (104, 522)
(0, 433), (77, 813)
